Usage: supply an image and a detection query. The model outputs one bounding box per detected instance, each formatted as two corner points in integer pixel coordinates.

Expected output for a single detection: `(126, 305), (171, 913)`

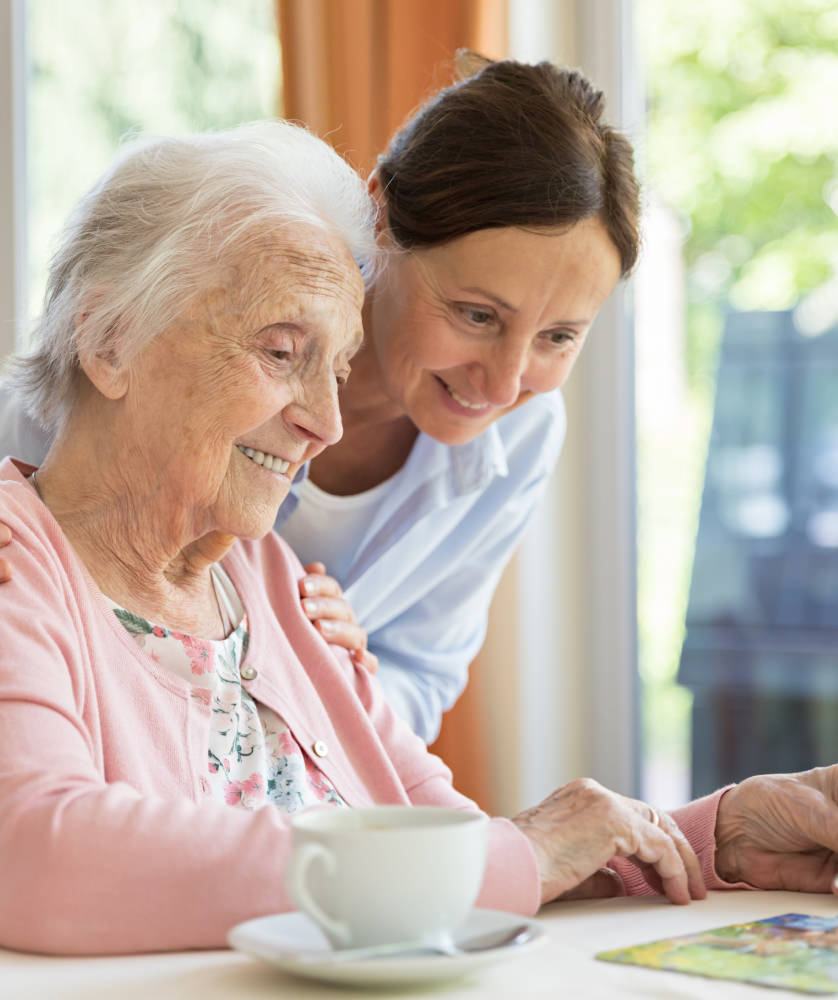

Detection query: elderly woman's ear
(75, 311), (131, 401)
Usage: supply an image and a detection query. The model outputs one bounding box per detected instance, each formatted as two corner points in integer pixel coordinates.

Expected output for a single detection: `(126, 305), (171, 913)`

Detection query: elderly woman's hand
(512, 777), (707, 906)
(0, 521), (10, 583)
(715, 766), (838, 892)
(299, 562), (379, 674)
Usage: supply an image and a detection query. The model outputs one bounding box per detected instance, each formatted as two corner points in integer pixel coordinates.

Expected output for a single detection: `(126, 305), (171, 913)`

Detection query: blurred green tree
(641, 0), (838, 338)
(636, 0), (838, 802)
(27, 0), (279, 325)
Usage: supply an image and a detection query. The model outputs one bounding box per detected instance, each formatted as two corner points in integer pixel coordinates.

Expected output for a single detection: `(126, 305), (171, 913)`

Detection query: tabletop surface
(4, 890), (838, 999)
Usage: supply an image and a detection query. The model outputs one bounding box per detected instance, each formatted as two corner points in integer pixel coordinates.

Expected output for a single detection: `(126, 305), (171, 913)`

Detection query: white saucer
(228, 908), (546, 988)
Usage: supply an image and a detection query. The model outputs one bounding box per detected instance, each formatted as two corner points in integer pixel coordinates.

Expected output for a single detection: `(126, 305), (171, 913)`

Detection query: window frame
(508, 0), (640, 803)
(0, 0), (27, 357)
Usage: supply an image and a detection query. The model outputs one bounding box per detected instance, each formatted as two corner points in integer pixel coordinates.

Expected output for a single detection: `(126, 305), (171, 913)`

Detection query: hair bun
(454, 49), (494, 81)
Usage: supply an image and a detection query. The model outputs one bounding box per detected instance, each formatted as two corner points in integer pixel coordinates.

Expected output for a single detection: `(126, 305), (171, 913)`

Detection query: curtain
(276, 0), (508, 809)
(277, 0), (507, 175)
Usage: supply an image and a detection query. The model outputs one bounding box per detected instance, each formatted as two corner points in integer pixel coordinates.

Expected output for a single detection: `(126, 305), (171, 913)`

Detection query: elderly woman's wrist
(713, 847), (740, 884)
(713, 784), (744, 882)
(510, 812), (553, 904)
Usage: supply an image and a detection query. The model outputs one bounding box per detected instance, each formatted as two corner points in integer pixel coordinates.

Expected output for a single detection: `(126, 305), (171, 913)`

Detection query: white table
(4, 891), (838, 999)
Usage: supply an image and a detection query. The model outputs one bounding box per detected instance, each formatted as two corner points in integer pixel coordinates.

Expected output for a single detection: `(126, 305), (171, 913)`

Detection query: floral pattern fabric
(110, 597), (345, 814)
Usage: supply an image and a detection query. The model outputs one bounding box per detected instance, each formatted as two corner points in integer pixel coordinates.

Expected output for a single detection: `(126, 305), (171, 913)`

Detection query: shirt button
(313, 740), (329, 758)
(199, 777), (210, 794)
(240, 665), (258, 681)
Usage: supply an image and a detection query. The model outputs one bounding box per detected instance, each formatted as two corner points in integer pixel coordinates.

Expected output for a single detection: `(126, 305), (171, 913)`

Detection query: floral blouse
(107, 565), (346, 814)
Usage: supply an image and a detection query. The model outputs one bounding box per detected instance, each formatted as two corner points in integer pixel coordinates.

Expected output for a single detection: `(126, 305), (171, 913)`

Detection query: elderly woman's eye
(263, 327), (297, 362)
(457, 304), (495, 326)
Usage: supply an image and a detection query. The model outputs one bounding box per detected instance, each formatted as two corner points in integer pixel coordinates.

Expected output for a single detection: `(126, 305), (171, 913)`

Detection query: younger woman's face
(367, 218), (622, 445)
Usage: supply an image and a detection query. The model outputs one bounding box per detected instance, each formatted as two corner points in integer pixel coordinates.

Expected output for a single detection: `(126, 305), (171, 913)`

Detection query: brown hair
(376, 52), (640, 276)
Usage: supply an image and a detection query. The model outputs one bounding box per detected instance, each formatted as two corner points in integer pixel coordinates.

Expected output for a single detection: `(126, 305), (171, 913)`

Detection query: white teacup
(286, 805), (489, 949)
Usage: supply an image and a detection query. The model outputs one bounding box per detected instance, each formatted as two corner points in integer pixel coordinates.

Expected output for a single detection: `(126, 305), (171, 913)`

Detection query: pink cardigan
(0, 458), (727, 955)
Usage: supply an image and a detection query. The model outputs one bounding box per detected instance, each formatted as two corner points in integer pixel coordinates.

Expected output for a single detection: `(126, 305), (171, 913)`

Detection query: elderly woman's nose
(289, 380), (343, 447)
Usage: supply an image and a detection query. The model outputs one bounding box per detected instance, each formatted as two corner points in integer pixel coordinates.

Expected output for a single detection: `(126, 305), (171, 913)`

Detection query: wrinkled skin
(714, 767), (838, 892)
(517, 766), (838, 907)
(0, 524), (375, 665)
(511, 777), (707, 906)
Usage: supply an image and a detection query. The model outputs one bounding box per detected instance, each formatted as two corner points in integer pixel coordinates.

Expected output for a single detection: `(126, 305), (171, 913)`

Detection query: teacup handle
(287, 842), (351, 946)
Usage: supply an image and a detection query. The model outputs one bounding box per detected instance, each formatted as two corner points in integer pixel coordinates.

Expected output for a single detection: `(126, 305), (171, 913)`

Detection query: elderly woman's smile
(235, 445), (292, 478)
(94, 230), (366, 546)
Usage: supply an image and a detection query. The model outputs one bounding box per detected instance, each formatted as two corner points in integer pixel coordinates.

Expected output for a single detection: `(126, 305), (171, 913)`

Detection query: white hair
(10, 120), (379, 431)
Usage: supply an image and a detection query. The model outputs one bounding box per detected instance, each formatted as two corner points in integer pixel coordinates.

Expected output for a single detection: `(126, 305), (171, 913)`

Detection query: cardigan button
(240, 665), (258, 681)
(313, 740), (329, 758)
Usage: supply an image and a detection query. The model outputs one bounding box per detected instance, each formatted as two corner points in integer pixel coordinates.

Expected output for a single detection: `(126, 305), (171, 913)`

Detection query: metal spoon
(301, 923), (536, 963)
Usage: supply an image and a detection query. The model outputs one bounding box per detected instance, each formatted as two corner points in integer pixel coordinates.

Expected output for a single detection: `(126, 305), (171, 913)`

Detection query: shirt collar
(445, 420), (509, 495)
(274, 420), (509, 528)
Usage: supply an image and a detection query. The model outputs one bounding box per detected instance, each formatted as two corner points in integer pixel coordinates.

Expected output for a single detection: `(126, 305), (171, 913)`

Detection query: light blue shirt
(275, 391), (567, 742)
(0, 382), (566, 743)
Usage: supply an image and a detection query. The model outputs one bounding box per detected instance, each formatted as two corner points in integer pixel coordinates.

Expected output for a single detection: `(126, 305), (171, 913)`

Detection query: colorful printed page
(597, 913), (838, 995)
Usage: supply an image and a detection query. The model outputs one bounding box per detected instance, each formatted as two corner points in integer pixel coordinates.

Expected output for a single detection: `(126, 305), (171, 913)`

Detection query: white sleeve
(0, 381), (53, 463)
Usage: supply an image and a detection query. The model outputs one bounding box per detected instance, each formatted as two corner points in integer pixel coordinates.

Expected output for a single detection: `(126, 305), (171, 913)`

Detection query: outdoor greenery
(636, 0), (838, 801)
(643, 0), (838, 293)
(26, 0), (279, 324)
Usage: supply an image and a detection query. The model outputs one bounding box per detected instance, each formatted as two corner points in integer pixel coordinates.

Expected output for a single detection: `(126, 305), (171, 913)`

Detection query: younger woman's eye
(336, 370), (350, 387)
(545, 329), (576, 347)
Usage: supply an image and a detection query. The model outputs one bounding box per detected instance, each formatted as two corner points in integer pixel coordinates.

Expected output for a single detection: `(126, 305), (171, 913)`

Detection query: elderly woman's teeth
(237, 445), (290, 474)
(444, 382), (489, 410)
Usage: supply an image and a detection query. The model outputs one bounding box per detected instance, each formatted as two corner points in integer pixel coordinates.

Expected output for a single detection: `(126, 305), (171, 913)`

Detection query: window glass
(26, 0), (279, 333)
(636, 0), (838, 804)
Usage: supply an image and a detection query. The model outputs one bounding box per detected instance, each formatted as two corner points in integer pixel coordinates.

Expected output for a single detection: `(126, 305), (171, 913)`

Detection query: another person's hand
(298, 562), (379, 674)
(715, 766), (838, 892)
(0, 522), (11, 583)
(512, 777), (707, 906)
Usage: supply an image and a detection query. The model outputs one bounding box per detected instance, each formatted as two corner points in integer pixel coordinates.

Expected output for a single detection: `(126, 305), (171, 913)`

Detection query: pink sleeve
(0, 514), (540, 955)
(0, 520), (310, 954)
(609, 787), (753, 895)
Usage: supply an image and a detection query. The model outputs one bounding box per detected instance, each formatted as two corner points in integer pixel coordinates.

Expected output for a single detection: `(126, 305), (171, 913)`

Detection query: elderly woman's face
(124, 230), (364, 539)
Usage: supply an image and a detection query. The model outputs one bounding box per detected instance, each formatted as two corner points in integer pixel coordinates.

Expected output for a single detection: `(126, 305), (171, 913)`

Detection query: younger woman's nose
(481, 342), (530, 407)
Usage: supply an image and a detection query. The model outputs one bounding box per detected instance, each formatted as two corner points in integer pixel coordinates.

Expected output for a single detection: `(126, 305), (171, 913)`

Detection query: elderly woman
(2, 122), (838, 958)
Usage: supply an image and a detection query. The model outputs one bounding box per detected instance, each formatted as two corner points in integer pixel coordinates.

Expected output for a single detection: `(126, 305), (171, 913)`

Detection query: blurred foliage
(635, 0), (838, 802)
(27, 0), (279, 324)
(638, 0), (838, 328)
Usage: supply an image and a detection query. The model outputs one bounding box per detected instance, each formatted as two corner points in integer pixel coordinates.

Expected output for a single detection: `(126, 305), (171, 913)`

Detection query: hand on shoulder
(298, 561), (378, 673)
